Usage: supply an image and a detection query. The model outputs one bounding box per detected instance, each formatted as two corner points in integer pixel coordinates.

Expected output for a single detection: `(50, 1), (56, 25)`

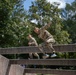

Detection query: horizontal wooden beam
(10, 59), (76, 66)
(0, 44), (76, 54)
(24, 68), (76, 75)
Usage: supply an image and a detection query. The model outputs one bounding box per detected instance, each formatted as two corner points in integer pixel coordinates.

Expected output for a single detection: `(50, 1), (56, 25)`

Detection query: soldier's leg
(39, 43), (49, 59)
(46, 38), (57, 57)
(47, 43), (55, 52)
(46, 38), (55, 52)
(47, 43), (57, 57)
(46, 38), (55, 44)
(38, 43), (46, 55)
(29, 53), (36, 68)
(33, 53), (40, 59)
(29, 53), (33, 59)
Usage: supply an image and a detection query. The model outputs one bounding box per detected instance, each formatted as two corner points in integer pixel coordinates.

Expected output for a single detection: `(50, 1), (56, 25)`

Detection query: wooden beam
(0, 44), (76, 54)
(24, 68), (76, 75)
(10, 59), (76, 66)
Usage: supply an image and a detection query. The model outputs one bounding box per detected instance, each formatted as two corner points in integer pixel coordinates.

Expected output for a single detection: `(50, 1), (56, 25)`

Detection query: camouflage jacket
(28, 37), (38, 46)
(38, 23), (55, 42)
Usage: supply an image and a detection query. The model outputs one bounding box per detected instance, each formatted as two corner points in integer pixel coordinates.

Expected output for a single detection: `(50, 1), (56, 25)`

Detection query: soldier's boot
(43, 54), (49, 59)
(51, 53), (57, 57)
(51, 51), (57, 58)
(48, 45), (57, 58)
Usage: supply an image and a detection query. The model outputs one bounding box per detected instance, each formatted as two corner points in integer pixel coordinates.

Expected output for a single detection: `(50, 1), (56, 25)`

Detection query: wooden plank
(0, 44), (76, 54)
(24, 68), (76, 75)
(10, 59), (76, 66)
(25, 73), (37, 75)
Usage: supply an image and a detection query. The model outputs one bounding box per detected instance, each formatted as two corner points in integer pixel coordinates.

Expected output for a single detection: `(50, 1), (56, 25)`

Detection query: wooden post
(0, 55), (10, 75)
(9, 65), (24, 75)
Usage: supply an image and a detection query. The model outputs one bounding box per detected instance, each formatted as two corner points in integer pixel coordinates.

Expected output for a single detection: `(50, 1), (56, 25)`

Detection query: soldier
(34, 22), (57, 59)
(27, 34), (40, 59)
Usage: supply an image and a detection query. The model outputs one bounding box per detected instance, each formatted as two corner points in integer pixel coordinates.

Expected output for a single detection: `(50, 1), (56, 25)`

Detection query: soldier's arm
(41, 22), (52, 30)
(30, 38), (37, 45)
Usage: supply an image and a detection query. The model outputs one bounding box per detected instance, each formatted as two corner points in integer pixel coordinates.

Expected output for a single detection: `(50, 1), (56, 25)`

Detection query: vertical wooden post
(9, 65), (24, 75)
(0, 55), (10, 75)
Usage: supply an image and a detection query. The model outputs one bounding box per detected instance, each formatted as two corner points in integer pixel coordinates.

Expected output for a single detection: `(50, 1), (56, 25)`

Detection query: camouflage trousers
(29, 52), (39, 59)
(39, 38), (55, 53)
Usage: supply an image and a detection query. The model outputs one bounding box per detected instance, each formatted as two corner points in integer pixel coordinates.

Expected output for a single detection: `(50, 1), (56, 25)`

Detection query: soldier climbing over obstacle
(34, 22), (57, 59)
(27, 34), (40, 59)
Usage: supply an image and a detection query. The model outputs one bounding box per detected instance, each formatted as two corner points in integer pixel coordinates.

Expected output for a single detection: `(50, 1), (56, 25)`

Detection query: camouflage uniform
(38, 23), (55, 53)
(28, 35), (39, 59)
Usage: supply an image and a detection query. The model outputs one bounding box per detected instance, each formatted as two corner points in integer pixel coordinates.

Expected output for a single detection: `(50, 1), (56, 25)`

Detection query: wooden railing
(0, 44), (76, 75)
(0, 44), (76, 54)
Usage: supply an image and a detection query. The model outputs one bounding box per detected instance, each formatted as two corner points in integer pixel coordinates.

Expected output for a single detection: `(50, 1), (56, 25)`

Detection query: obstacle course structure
(0, 44), (76, 75)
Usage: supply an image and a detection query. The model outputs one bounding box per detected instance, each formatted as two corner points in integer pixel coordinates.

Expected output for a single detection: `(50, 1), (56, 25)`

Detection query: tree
(61, 0), (76, 60)
(28, 0), (71, 44)
(62, 0), (76, 43)
(0, 0), (29, 47)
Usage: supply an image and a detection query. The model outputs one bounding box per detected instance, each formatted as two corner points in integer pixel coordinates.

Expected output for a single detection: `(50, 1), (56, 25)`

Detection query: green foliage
(61, 0), (76, 59)
(0, 0), (27, 47)
(62, 0), (76, 43)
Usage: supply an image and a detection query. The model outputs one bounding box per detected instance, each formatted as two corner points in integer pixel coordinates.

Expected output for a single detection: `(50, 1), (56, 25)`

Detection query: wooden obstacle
(0, 44), (76, 75)
(9, 65), (24, 75)
(0, 55), (25, 75)
(10, 59), (76, 66)
(0, 44), (76, 54)
(0, 55), (9, 75)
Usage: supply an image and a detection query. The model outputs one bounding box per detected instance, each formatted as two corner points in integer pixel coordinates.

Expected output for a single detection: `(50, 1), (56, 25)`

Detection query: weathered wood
(0, 44), (75, 75)
(0, 55), (10, 75)
(9, 65), (24, 75)
(10, 59), (76, 66)
(24, 68), (76, 75)
(0, 44), (76, 54)
(25, 73), (37, 75)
